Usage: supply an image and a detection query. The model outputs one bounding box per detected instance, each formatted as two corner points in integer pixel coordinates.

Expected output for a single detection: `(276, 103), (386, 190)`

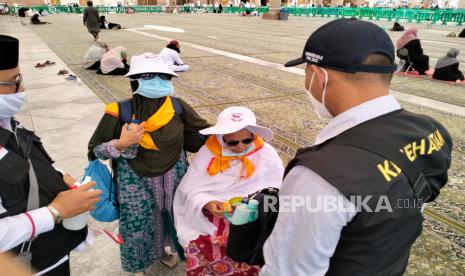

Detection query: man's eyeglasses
(223, 134), (254, 147)
(130, 73), (173, 81)
(0, 74), (22, 93)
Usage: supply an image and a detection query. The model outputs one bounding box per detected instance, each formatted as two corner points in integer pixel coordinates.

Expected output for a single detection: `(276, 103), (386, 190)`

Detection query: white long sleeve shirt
(261, 95), (402, 276)
(0, 204), (54, 252)
(158, 47), (184, 66)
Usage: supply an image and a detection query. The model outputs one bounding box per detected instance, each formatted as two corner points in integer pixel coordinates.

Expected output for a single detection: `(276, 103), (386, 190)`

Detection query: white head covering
(100, 46), (126, 74)
(125, 52), (177, 77)
(200, 106), (273, 141)
(83, 40), (107, 68)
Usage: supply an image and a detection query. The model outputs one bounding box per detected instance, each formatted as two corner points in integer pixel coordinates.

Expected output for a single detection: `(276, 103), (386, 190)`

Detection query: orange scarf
(105, 97), (175, 151)
(205, 135), (264, 178)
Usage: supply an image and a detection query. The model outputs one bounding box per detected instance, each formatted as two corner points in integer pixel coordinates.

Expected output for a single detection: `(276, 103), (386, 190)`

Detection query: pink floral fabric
(185, 213), (260, 276)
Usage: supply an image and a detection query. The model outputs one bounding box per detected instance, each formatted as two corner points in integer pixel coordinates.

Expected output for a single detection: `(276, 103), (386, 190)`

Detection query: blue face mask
(135, 76), (173, 98)
(222, 143), (256, 157)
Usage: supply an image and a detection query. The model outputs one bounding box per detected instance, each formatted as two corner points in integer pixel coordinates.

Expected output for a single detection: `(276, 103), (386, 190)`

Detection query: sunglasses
(130, 73), (173, 81)
(223, 134), (254, 147)
(0, 74), (23, 93)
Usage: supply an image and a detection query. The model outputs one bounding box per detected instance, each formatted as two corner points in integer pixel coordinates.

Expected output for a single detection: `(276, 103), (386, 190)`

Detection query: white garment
(0, 207), (54, 252)
(158, 48), (185, 69)
(173, 142), (284, 247)
(261, 95), (402, 276)
(169, 64), (190, 72)
(83, 43), (106, 68)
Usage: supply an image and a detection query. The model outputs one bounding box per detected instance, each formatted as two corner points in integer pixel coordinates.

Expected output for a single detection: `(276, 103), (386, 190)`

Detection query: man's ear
(310, 65), (326, 90)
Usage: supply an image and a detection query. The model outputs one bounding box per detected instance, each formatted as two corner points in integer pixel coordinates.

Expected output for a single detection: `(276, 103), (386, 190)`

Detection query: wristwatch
(47, 205), (63, 224)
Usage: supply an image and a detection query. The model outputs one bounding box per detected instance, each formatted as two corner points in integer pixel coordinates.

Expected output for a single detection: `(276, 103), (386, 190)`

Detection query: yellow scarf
(205, 135), (264, 178)
(105, 96), (175, 151)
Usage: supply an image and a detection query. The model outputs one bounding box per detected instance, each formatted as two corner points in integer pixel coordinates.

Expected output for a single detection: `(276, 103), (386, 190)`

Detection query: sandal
(57, 69), (69, 75)
(45, 60), (55, 65)
(35, 62), (46, 68)
(65, 74), (77, 81)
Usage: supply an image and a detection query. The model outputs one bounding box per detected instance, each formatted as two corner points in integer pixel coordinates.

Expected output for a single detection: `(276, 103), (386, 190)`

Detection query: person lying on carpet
(433, 48), (464, 82)
(30, 14), (50, 25)
(99, 16), (123, 30)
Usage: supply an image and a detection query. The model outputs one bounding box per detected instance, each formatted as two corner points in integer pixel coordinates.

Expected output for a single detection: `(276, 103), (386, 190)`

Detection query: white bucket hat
(125, 52), (178, 78)
(200, 106), (273, 141)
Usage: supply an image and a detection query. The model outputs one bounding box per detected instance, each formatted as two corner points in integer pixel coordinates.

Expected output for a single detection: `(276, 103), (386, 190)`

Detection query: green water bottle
(247, 199), (259, 222)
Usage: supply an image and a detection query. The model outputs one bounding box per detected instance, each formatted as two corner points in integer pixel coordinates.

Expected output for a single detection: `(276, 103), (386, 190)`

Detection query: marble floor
(1, 12), (464, 275)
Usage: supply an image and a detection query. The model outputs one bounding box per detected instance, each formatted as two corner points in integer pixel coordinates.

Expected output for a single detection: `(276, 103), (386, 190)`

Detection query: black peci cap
(0, 35), (19, 70)
(285, 18), (397, 73)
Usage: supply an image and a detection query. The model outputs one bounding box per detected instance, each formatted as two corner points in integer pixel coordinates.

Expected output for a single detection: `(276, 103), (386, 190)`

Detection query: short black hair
(341, 53), (394, 85)
(87, 1), (93, 6)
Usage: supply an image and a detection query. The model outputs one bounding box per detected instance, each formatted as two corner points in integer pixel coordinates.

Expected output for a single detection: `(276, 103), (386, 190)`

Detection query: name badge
(0, 146), (8, 160)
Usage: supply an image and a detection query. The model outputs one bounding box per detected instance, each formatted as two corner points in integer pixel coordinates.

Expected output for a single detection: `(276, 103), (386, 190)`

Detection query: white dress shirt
(261, 95), (402, 276)
(0, 206), (54, 252)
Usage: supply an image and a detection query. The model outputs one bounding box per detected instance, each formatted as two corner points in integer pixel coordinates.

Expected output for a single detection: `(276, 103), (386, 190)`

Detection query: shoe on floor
(57, 69), (68, 75)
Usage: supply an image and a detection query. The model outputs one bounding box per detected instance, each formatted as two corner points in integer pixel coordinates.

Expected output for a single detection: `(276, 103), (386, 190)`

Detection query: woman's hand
(115, 122), (145, 151)
(204, 200), (226, 218)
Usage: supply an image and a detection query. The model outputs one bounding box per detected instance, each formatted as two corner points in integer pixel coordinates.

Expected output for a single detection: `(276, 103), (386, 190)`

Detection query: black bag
(226, 187), (279, 266)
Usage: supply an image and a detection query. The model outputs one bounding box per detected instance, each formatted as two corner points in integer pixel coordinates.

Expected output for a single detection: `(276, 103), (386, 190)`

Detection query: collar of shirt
(314, 95), (401, 146)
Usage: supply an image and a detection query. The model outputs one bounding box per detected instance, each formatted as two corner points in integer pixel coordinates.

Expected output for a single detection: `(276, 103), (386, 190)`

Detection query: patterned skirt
(117, 155), (187, 273)
(185, 213), (260, 276)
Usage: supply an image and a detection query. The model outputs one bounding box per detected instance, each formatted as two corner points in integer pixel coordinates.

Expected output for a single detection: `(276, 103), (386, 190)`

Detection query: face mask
(306, 68), (334, 120)
(222, 143), (256, 157)
(0, 92), (27, 119)
(135, 76), (173, 98)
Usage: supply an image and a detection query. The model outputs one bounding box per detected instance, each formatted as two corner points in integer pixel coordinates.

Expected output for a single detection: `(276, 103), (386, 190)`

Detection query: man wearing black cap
(261, 19), (452, 275)
(0, 35), (101, 275)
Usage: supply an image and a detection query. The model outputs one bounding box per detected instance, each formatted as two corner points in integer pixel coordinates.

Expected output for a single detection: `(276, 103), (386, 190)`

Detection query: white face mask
(306, 68), (334, 120)
(0, 92), (27, 119)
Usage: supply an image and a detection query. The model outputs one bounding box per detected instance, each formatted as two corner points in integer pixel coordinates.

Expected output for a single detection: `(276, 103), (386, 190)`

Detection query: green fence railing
(8, 6), (465, 26)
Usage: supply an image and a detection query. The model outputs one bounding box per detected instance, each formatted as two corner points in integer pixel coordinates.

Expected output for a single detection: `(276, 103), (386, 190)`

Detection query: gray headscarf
(435, 48), (460, 69)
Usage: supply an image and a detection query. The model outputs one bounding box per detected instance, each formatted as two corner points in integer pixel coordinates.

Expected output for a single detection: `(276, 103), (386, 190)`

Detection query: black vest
(0, 121), (87, 271)
(285, 109), (452, 276)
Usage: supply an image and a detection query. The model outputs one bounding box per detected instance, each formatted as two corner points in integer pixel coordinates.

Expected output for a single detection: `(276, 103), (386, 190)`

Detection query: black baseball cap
(0, 35), (19, 70)
(285, 18), (397, 73)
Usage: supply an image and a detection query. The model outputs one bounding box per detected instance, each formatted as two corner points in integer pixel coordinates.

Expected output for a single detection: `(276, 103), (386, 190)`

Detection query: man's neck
(330, 87), (390, 117)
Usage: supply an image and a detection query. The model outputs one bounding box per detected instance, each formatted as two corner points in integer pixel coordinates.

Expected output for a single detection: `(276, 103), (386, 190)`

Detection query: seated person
(30, 14), (50, 25)
(174, 106), (284, 276)
(396, 27), (430, 75)
(433, 48), (464, 82)
(390, 22), (404, 31)
(459, 28), (465, 38)
(99, 15), (122, 30)
(96, 46), (129, 75)
(83, 40), (109, 70)
(18, 7), (28, 17)
(158, 40), (190, 72)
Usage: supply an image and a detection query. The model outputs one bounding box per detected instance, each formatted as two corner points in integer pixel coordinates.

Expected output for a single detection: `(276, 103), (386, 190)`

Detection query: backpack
(86, 159), (119, 222)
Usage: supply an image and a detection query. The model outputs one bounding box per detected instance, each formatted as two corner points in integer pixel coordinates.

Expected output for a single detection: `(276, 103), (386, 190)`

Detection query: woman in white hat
(173, 106), (284, 276)
(88, 53), (210, 275)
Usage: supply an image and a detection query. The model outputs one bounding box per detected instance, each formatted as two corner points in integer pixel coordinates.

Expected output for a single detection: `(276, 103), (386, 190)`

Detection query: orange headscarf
(205, 135), (264, 178)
